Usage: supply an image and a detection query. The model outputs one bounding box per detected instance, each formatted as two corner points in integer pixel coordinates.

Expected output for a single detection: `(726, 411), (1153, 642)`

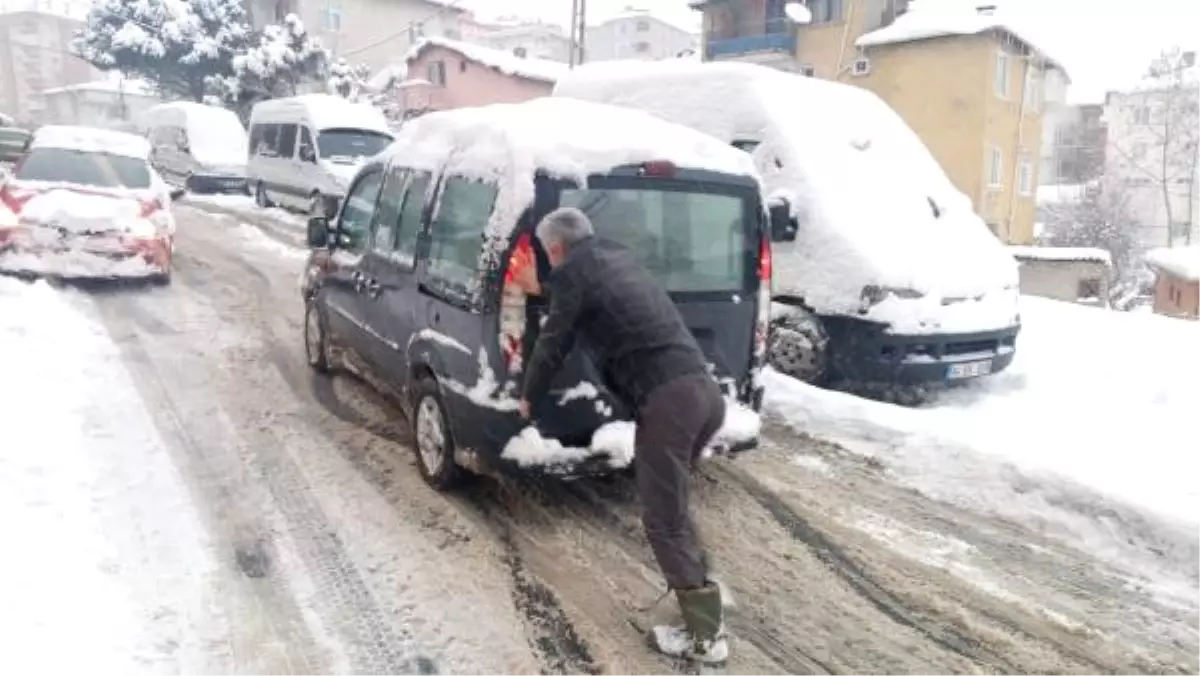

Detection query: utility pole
(568, 0), (586, 68)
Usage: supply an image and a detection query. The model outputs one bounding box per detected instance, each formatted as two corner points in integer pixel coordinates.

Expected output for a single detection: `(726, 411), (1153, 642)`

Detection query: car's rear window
(15, 147), (151, 189)
(559, 187), (748, 292)
(317, 129), (393, 160)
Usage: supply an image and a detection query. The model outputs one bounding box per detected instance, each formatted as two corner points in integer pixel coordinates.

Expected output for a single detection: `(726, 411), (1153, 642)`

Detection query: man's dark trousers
(635, 372), (726, 590)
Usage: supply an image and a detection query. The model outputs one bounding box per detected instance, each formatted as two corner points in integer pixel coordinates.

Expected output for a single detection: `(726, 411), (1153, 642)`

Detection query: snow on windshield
(182, 105), (249, 167)
(31, 125), (150, 159)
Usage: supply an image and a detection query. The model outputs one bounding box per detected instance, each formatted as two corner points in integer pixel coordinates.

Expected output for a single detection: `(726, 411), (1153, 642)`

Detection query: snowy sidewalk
(0, 278), (226, 673)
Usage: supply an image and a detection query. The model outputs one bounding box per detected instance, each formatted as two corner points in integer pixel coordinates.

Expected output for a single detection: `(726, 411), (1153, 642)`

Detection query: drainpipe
(1005, 51), (1032, 242)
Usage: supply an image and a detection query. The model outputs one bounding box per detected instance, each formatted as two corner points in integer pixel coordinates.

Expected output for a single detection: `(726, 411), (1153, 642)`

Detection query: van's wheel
(255, 181), (272, 208)
(768, 308), (829, 385)
(411, 377), (466, 491)
(304, 300), (333, 373)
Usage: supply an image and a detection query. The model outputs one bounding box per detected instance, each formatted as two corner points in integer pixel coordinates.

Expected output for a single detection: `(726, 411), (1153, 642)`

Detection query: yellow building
(691, 0), (1066, 244)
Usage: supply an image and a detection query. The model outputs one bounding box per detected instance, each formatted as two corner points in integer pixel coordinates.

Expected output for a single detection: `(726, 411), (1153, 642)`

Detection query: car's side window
(338, 170), (383, 254)
(298, 127), (316, 162)
(278, 124), (298, 159)
(426, 176), (496, 292)
(395, 171), (432, 267)
(369, 166), (408, 253)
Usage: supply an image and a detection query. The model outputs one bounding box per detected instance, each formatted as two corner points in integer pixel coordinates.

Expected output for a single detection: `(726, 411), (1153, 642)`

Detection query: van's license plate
(946, 359), (992, 379)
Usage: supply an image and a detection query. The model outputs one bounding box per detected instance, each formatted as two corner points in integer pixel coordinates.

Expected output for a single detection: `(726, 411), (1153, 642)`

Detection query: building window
(994, 50), (1010, 99)
(799, 64), (815, 77)
(427, 60), (446, 86)
(810, 0), (844, 23)
(636, 19), (650, 31)
(324, 6), (341, 30)
(1018, 156), (1033, 195)
(1077, 279), (1101, 301)
(988, 146), (1003, 188)
(1023, 66), (1040, 111)
(1133, 105), (1151, 125)
(634, 41), (650, 53)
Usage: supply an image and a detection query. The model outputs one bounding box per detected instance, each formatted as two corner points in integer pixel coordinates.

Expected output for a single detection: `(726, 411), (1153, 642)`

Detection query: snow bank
(1009, 245), (1112, 265)
(384, 96), (756, 272)
(555, 60), (1019, 331)
(765, 296), (1200, 523)
(31, 125), (150, 159)
(406, 36), (567, 84)
(0, 278), (221, 671)
(1144, 246), (1200, 282)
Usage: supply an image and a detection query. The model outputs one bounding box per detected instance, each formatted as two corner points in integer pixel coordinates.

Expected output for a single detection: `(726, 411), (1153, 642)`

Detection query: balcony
(703, 17), (795, 61)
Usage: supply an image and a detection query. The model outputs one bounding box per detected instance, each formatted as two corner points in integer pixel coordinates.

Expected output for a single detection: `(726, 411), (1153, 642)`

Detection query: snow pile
(1008, 245), (1112, 265)
(185, 192), (306, 229)
(1144, 246), (1200, 282)
(555, 61), (1019, 332)
(0, 278), (222, 671)
(765, 296), (1200, 523)
(406, 36), (567, 84)
(384, 96), (756, 273)
(30, 125), (150, 159)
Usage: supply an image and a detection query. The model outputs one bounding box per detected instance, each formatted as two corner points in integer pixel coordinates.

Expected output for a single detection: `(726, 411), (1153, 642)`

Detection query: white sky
(460, 0), (1200, 104)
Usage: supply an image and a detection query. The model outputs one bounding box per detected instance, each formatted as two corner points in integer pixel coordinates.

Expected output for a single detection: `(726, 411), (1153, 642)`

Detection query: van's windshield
(317, 129), (393, 160)
(559, 184), (749, 293)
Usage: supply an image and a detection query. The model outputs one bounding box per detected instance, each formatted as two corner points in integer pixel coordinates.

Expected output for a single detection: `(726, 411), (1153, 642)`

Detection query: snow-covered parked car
(302, 97), (766, 487)
(140, 101), (249, 195)
(0, 125), (183, 283)
(556, 61), (1022, 387)
(247, 94), (394, 216)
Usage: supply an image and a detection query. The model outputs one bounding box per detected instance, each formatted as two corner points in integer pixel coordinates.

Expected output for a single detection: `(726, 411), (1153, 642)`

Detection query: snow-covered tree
(328, 59), (372, 100)
(211, 13), (328, 116)
(1040, 183), (1142, 303)
(72, 0), (250, 102)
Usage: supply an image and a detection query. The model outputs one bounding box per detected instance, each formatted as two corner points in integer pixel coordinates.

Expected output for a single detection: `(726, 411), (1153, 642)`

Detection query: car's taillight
(500, 232), (535, 374)
(754, 236), (772, 362)
(0, 185), (26, 213)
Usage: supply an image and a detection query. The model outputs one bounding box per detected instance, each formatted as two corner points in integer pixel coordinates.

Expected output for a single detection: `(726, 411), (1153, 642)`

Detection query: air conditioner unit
(852, 57), (871, 76)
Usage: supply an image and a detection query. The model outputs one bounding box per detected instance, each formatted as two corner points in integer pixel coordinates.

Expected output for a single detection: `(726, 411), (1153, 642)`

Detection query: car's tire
(410, 377), (466, 491)
(151, 269), (171, 286)
(255, 181), (272, 208)
(768, 307), (830, 385)
(303, 300), (333, 373)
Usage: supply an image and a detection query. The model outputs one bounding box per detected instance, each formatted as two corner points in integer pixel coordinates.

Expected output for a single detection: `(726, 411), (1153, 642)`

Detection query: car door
(321, 168), (385, 365)
(359, 167), (435, 386)
(296, 126), (322, 207)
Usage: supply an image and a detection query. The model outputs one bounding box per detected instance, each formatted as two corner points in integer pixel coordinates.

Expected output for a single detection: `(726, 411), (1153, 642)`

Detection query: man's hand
(518, 399), (532, 420)
(510, 248), (541, 296)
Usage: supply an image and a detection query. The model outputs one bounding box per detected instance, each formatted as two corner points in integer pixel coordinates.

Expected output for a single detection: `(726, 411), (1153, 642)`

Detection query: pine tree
(211, 13), (329, 116)
(72, 0), (251, 102)
(328, 58), (372, 100)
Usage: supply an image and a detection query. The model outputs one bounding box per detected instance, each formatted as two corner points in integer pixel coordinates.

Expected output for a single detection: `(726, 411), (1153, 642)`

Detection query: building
(586, 9), (698, 62)
(689, 0), (1063, 245)
(1102, 52), (1199, 250)
(1143, 246), (1200, 319)
(245, 0), (468, 73)
(400, 37), (565, 113)
(40, 74), (160, 130)
(0, 7), (100, 123)
(1007, 245), (1112, 306)
(460, 14), (571, 63)
(1040, 103), (1105, 186)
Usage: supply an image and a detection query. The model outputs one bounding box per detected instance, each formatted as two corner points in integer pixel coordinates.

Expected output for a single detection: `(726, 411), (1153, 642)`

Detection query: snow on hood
(31, 125), (150, 160)
(555, 61), (1020, 329)
(181, 104), (249, 168)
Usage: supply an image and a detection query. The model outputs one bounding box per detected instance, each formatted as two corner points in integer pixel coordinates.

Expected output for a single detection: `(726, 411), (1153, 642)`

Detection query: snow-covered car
(556, 61), (1022, 387)
(0, 126), (31, 164)
(0, 125), (183, 283)
(140, 101), (249, 194)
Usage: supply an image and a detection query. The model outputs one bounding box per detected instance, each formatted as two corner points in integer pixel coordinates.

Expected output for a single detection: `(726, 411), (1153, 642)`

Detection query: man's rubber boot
(649, 582), (728, 664)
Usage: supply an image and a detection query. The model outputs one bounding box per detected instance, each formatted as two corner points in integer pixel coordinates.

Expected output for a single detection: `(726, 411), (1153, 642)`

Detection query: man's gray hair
(535, 207), (595, 250)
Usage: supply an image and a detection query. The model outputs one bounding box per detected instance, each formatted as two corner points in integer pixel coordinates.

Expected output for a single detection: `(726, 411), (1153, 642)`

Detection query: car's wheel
(151, 268), (171, 286)
(304, 300), (333, 373)
(411, 377), (466, 491)
(255, 181), (272, 208)
(768, 307), (830, 385)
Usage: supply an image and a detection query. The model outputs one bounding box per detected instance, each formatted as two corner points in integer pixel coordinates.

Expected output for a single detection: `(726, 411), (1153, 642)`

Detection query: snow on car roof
(252, 94), (391, 134)
(1008, 246), (1112, 266)
(1144, 246), (1200, 282)
(405, 36), (567, 84)
(30, 125), (150, 160)
(555, 59), (1020, 325)
(383, 96), (757, 270)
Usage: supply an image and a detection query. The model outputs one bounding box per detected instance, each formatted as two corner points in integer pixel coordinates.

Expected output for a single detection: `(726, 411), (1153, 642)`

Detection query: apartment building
(586, 9), (698, 62)
(0, 5), (100, 123)
(461, 14), (571, 63)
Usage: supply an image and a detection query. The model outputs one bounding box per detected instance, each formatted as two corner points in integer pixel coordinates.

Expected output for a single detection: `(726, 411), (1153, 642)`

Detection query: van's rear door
(528, 168), (762, 441)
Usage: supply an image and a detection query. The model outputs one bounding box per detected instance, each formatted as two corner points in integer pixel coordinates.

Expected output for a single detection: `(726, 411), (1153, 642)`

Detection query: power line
(339, 0), (465, 58)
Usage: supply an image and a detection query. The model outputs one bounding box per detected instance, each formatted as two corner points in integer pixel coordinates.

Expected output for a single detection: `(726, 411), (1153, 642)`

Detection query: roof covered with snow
(30, 125), (150, 159)
(1008, 245), (1112, 266)
(41, 74), (157, 97)
(250, 94), (390, 134)
(1144, 246), (1200, 282)
(856, 2), (1065, 75)
(405, 36), (567, 84)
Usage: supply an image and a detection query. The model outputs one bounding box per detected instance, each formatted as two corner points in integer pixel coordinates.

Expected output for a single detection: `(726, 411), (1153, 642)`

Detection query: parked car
(301, 97), (768, 488)
(139, 101), (249, 194)
(0, 126), (31, 163)
(556, 61), (1022, 387)
(0, 125), (183, 283)
(247, 94), (393, 216)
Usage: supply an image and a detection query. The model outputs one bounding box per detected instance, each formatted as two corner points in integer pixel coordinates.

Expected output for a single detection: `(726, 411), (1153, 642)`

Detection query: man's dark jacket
(522, 236), (708, 413)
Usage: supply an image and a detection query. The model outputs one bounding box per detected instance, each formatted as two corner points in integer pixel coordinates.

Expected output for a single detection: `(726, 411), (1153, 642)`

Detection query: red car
(0, 125), (183, 283)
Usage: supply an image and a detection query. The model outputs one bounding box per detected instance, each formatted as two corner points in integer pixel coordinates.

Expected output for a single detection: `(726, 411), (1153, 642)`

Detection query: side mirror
(307, 216), (330, 248)
(300, 146), (317, 163)
(168, 188), (186, 201)
(768, 201), (798, 242)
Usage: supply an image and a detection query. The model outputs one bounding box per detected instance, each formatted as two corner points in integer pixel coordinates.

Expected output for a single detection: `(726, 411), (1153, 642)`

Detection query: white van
(139, 101), (249, 194)
(555, 61), (1022, 387)
(247, 94), (393, 215)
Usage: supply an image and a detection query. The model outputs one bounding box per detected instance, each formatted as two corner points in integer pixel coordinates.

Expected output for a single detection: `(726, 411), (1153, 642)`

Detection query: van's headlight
(860, 284), (923, 311)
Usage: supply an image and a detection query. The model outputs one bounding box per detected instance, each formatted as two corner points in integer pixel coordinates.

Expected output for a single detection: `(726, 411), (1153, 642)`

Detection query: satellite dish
(785, 2), (812, 24)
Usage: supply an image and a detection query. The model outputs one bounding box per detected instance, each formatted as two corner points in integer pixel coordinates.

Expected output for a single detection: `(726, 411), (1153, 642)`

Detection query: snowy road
(7, 202), (1196, 674)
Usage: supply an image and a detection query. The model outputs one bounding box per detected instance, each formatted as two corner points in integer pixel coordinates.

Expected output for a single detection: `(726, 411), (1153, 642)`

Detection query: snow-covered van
(139, 101), (249, 194)
(247, 94), (393, 215)
(300, 97), (765, 488)
(555, 61), (1022, 386)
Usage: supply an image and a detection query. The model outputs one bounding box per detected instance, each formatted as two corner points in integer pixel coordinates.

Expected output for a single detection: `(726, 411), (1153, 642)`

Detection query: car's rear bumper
(186, 174), (247, 194)
(0, 230), (170, 279)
